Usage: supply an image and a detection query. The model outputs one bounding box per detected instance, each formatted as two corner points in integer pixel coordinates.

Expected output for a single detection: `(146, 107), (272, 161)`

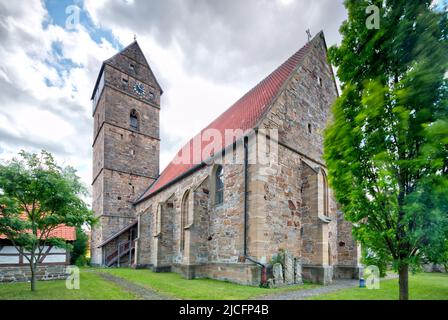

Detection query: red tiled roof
(0, 224), (76, 241)
(136, 35), (317, 203)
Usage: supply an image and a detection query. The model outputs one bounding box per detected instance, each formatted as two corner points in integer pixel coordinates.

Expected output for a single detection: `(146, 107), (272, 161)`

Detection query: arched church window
(322, 170), (329, 216)
(180, 190), (190, 252)
(130, 109), (139, 131)
(215, 165), (224, 205)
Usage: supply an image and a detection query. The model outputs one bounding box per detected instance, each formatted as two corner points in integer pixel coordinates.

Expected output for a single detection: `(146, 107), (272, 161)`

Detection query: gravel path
(254, 279), (359, 300)
(94, 271), (174, 300)
(255, 274), (399, 300)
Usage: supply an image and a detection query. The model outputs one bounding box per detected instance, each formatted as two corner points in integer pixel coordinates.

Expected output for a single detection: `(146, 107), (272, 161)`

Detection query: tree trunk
(398, 264), (409, 300)
(30, 264), (36, 292)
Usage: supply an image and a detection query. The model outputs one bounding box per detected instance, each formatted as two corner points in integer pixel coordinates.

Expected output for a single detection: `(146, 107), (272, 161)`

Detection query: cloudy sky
(0, 0), (362, 201)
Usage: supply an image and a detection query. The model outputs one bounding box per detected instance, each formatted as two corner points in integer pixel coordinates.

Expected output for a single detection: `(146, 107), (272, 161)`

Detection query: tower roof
(135, 32), (325, 203)
(91, 40), (163, 100)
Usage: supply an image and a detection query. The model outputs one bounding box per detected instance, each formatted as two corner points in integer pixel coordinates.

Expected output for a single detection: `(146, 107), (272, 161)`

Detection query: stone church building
(90, 31), (361, 285)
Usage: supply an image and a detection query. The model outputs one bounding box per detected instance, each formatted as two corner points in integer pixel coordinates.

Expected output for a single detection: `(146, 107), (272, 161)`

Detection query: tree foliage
(0, 150), (95, 291)
(70, 227), (89, 266)
(325, 0), (448, 299)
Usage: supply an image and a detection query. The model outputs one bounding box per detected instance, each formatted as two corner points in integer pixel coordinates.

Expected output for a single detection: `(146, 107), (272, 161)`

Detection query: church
(90, 31), (362, 286)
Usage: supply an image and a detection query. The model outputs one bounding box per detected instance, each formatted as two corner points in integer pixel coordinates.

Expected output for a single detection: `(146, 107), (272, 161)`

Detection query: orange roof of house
(136, 33), (320, 203)
(0, 224), (76, 241)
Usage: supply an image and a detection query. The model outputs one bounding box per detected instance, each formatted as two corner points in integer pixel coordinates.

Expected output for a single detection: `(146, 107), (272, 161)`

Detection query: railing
(105, 239), (136, 267)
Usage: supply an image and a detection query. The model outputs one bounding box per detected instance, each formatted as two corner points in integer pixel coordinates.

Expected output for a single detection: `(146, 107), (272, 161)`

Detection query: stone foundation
(334, 265), (363, 279)
(0, 265), (69, 283)
(302, 264), (333, 285)
(171, 263), (262, 286)
(152, 266), (172, 273)
(133, 263), (153, 269)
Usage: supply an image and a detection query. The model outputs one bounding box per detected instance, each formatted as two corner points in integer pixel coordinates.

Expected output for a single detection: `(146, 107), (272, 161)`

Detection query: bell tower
(91, 41), (162, 265)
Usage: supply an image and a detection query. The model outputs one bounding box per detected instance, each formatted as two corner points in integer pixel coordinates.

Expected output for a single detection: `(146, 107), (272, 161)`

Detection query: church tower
(91, 41), (162, 265)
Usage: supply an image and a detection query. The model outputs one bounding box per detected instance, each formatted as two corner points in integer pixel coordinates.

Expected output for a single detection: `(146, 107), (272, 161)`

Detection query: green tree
(0, 150), (95, 291)
(361, 247), (388, 277)
(325, 1), (448, 300)
(70, 227), (89, 266)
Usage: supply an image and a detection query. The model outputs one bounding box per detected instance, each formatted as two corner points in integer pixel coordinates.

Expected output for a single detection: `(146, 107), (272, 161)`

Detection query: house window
(130, 109), (139, 131)
(180, 190), (191, 252)
(317, 76), (323, 86)
(308, 123), (312, 134)
(129, 63), (135, 72)
(215, 165), (224, 205)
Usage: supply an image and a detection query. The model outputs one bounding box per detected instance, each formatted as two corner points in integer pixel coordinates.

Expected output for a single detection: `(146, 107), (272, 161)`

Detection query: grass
(311, 273), (448, 300)
(98, 268), (319, 300)
(2, 267), (445, 300)
(0, 269), (136, 300)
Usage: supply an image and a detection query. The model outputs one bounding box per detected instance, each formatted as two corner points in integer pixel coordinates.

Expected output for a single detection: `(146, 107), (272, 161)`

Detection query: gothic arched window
(215, 165), (224, 205)
(180, 190), (190, 252)
(130, 109), (139, 131)
(322, 170), (329, 216)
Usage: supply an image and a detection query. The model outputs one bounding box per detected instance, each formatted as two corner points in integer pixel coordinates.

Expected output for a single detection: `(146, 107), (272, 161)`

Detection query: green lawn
(311, 273), (448, 300)
(98, 268), (318, 300)
(2, 267), (446, 300)
(0, 270), (136, 300)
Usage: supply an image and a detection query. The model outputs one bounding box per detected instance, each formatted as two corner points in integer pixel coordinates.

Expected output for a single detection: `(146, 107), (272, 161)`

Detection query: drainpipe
(243, 135), (267, 285)
(243, 136), (248, 257)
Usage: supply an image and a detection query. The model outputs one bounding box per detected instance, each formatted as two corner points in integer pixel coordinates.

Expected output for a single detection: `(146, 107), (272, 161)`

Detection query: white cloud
(0, 1), (117, 199)
(84, 0), (347, 172)
(0, 0), (348, 204)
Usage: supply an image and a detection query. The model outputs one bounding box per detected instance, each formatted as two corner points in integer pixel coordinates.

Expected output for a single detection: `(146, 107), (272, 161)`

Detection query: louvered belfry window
(130, 109), (139, 131)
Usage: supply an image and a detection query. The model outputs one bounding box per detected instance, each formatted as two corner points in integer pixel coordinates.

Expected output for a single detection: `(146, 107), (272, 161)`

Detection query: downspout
(243, 135), (267, 285)
(243, 136), (248, 257)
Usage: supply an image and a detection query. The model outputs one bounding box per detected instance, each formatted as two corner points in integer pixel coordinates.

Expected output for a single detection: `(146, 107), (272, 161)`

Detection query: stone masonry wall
(253, 33), (358, 282)
(260, 32), (338, 164)
(0, 265), (69, 283)
(102, 73), (160, 141)
(155, 201), (175, 268)
(133, 33), (359, 285)
(336, 210), (360, 266)
(91, 42), (160, 265)
(191, 180), (211, 264)
(136, 205), (153, 267)
(135, 147), (247, 270)
(105, 45), (161, 106)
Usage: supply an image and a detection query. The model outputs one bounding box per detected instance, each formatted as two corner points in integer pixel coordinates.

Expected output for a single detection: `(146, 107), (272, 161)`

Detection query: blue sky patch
(43, 0), (122, 50)
(42, 0), (123, 89)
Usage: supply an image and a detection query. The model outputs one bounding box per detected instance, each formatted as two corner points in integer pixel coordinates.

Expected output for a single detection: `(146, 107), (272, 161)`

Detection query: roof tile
(0, 225), (76, 241)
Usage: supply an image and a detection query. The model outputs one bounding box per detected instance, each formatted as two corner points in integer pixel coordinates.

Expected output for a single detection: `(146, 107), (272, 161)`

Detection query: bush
(75, 255), (87, 267)
(70, 227), (89, 266)
(269, 249), (286, 266)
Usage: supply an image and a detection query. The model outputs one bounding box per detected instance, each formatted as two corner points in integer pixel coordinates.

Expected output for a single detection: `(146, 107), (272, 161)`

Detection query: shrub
(70, 227), (89, 266)
(269, 249), (286, 266)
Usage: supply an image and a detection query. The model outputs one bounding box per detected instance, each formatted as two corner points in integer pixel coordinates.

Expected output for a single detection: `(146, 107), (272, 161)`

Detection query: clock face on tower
(133, 82), (145, 96)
